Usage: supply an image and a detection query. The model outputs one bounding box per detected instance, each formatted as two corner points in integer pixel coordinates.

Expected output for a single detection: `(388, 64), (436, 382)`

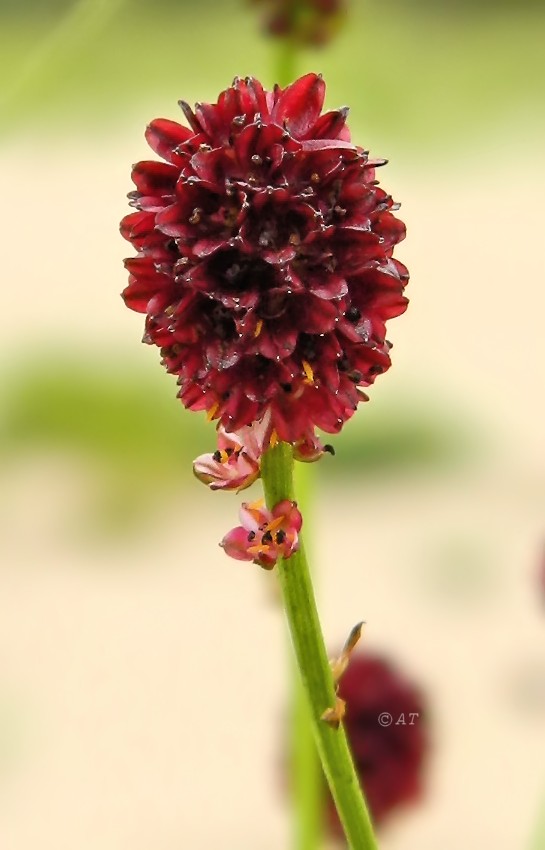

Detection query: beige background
(1, 133), (544, 849)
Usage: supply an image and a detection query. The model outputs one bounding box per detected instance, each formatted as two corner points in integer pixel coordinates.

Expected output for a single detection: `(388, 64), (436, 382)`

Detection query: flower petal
(220, 526), (254, 561)
(272, 73), (326, 138)
(145, 118), (195, 163)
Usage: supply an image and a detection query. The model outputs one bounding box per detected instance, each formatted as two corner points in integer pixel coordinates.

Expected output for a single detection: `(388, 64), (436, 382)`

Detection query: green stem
(262, 442), (378, 850)
(273, 35), (298, 87)
(291, 674), (323, 850)
(290, 462), (323, 850)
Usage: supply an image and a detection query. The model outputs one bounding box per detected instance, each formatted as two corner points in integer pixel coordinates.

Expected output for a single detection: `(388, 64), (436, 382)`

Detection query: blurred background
(1, 0), (545, 848)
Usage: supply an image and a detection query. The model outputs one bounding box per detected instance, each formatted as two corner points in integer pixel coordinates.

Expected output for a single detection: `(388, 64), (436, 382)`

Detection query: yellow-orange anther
(206, 402), (219, 421)
(265, 514), (285, 533)
(302, 360), (315, 384)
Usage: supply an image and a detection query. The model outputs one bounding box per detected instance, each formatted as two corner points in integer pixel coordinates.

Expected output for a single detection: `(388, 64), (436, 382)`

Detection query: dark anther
(369, 365), (383, 376)
(248, 530), (256, 542)
(262, 530), (273, 544)
(276, 529), (286, 544)
(281, 382), (292, 393)
(337, 356), (350, 372)
(212, 450), (222, 462)
(349, 370), (363, 383)
(299, 334), (317, 362)
(324, 444), (335, 456)
(346, 306), (361, 323)
(225, 447), (234, 457)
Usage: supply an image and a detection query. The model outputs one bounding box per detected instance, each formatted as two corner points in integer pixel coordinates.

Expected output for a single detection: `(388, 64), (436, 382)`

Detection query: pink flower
(194, 409), (334, 491)
(220, 499), (302, 569)
(193, 410), (272, 491)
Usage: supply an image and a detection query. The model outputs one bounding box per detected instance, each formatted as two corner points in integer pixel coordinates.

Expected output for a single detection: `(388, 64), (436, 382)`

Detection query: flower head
(332, 653), (428, 829)
(220, 498), (302, 568)
(121, 74), (408, 443)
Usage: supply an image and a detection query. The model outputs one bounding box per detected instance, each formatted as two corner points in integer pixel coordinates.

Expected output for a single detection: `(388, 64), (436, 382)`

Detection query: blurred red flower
(333, 652), (429, 831)
(252, 0), (346, 46)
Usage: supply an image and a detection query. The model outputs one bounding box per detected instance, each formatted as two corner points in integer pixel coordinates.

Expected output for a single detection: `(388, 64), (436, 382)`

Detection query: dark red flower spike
(121, 74), (408, 443)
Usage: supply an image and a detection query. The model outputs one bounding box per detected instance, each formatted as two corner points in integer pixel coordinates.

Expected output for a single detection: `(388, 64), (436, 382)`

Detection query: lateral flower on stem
(193, 410), (273, 491)
(220, 498), (302, 569)
(193, 408), (335, 492)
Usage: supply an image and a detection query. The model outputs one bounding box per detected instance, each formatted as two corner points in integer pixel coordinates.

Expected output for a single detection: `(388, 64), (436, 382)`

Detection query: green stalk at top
(274, 35), (299, 88)
(261, 441), (378, 850)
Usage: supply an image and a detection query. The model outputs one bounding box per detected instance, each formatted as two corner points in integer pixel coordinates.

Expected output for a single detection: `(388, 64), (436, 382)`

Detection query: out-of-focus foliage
(2, 0), (544, 151)
(0, 352), (476, 534)
(0, 353), (212, 533)
(323, 397), (473, 477)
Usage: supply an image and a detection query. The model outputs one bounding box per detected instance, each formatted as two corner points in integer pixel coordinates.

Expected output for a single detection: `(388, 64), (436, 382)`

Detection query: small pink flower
(193, 411), (272, 491)
(194, 409), (334, 491)
(221, 499), (302, 569)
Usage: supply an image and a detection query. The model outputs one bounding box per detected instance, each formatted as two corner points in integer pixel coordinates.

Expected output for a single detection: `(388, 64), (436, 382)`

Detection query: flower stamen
(220, 498), (302, 569)
(302, 360), (315, 384)
(265, 515), (284, 533)
(206, 402), (220, 422)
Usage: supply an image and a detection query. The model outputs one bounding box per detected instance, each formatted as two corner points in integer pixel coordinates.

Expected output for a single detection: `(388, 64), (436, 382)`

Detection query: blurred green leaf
(0, 350), (213, 534)
(320, 391), (476, 479)
(0, 350), (478, 535)
(1, 1), (544, 151)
